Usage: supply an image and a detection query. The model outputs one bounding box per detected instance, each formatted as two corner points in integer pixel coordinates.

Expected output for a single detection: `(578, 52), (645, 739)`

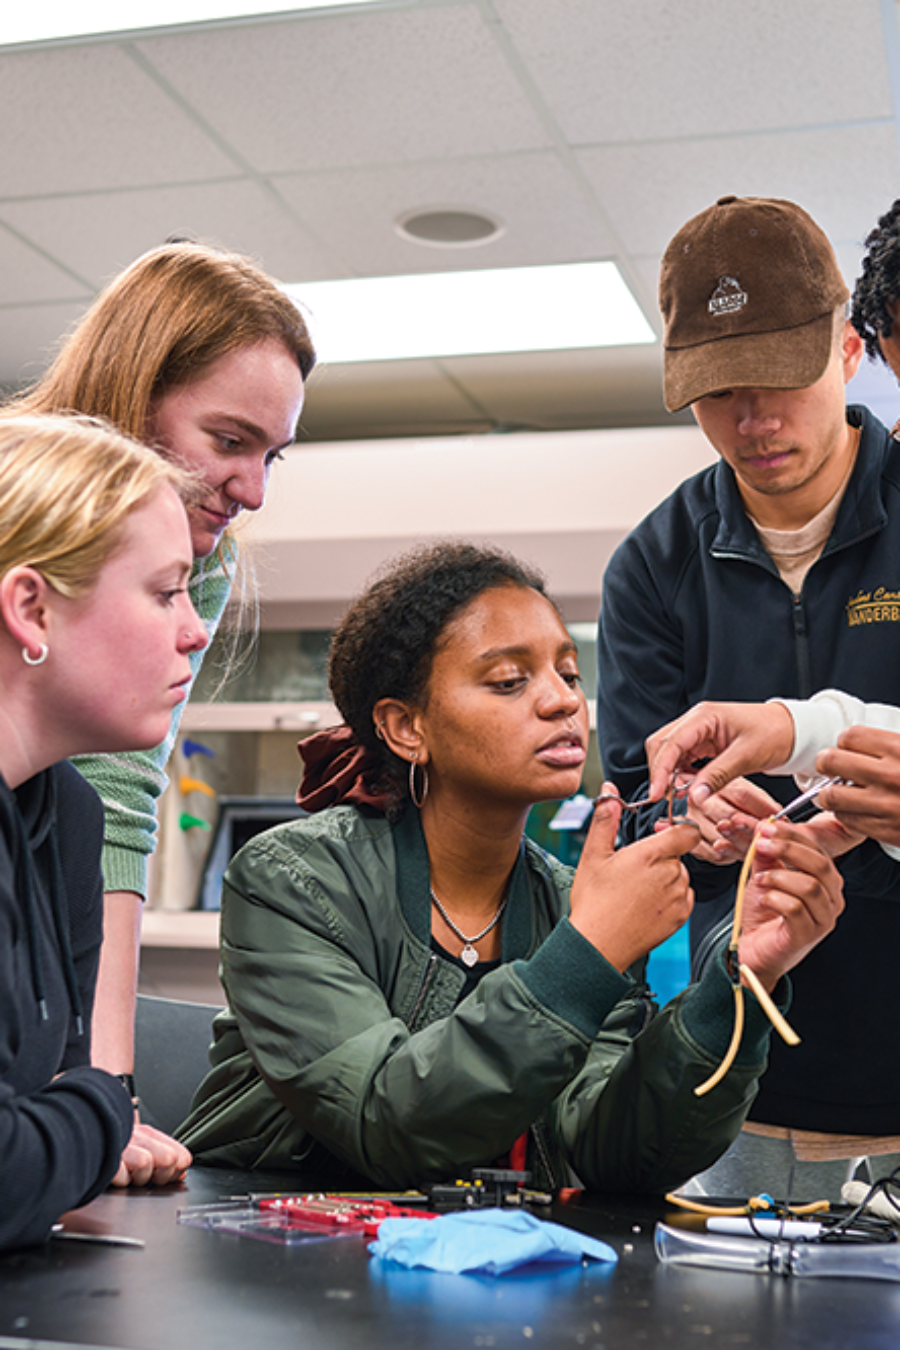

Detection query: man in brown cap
(597, 195), (900, 1200)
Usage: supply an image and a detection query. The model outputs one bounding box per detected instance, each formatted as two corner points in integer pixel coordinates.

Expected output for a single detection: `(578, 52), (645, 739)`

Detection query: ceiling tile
(0, 224), (91, 303)
(299, 356), (485, 441)
(0, 43), (238, 195)
(298, 342), (686, 444)
(135, 5), (552, 173)
(493, 0), (891, 143)
(0, 301), (93, 389)
(442, 345), (672, 430)
(274, 151), (614, 277)
(0, 181), (341, 288)
(580, 123), (900, 259)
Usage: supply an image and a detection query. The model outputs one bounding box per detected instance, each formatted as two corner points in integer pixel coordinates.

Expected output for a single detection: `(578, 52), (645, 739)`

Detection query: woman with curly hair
(852, 198), (900, 385)
(179, 542), (843, 1193)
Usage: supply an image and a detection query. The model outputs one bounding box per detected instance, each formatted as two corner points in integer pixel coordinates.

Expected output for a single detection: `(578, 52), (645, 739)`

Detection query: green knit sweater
(72, 551), (233, 898)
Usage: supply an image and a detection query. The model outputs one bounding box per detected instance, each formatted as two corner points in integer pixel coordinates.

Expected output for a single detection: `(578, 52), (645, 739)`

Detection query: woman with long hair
(6, 241), (315, 1183)
(180, 542), (843, 1190)
(0, 413), (206, 1249)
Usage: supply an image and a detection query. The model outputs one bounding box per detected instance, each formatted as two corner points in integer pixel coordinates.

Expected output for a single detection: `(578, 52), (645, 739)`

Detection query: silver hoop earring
(22, 644), (49, 667)
(409, 756), (429, 809)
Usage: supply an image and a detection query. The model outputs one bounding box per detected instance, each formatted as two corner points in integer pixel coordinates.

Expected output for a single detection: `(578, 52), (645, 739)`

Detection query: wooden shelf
(178, 700), (598, 731)
(179, 701), (339, 733)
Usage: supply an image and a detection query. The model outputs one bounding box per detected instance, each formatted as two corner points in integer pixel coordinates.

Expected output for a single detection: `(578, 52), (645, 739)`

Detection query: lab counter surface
(1, 1167), (899, 1350)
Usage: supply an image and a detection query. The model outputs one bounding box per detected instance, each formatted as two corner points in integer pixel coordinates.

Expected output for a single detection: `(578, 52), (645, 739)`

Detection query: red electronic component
(257, 1195), (437, 1237)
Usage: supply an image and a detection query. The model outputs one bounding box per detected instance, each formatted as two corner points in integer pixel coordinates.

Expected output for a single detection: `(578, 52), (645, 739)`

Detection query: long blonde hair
(0, 414), (194, 599)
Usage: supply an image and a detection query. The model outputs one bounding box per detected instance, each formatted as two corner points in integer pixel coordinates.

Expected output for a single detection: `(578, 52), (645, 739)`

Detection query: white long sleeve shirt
(773, 690), (900, 860)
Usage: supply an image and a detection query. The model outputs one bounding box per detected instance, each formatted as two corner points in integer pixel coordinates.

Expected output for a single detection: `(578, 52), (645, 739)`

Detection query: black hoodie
(0, 761), (133, 1251)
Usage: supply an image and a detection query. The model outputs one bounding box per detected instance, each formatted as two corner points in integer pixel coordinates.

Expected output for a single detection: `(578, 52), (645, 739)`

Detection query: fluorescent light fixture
(0, 1), (381, 47)
(288, 262), (655, 364)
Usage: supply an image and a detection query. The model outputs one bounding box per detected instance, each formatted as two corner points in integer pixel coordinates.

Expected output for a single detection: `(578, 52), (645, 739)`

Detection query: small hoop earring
(409, 756), (429, 809)
(22, 644), (49, 667)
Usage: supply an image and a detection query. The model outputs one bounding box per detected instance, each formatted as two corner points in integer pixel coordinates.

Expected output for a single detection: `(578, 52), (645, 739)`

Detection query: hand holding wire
(695, 816), (844, 1096)
(592, 776), (843, 1095)
(568, 785), (700, 973)
(813, 725), (900, 847)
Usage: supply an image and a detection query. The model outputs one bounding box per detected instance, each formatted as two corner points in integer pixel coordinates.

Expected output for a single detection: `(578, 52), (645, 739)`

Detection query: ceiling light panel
(289, 262), (656, 364)
(0, 1), (382, 47)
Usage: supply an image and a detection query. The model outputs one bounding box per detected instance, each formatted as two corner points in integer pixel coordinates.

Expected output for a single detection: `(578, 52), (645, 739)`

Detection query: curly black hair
(852, 199), (900, 362)
(329, 541), (548, 802)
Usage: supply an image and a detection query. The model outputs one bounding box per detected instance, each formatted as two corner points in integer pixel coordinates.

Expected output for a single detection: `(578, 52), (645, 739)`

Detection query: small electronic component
(428, 1168), (552, 1212)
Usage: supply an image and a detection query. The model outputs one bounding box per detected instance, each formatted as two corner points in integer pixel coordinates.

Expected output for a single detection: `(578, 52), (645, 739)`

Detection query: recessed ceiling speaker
(396, 208), (504, 248)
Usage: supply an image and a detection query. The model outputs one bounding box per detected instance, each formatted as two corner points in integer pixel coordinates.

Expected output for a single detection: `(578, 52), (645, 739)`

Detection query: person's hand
(110, 1121), (192, 1188)
(646, 701), (795, 803)
(568, 783), (701, 971)
(736, 821), (845, 993)
(812, 725), (900, 847)
(790, 810), (865, 860)
(669, 777), (781, 865)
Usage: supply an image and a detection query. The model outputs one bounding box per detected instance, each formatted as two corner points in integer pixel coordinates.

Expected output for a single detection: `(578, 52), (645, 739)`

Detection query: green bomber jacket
(178, 804), (778, 1192)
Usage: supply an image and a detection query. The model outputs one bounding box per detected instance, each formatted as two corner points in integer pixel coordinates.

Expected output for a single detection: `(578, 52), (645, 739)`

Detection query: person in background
(178, 542), (842, 1192)
(597, 195), (900, 1200)
(4, 242), (315, 1185)
(851, 197), (900, 406)
(0, 413), (206, 1250)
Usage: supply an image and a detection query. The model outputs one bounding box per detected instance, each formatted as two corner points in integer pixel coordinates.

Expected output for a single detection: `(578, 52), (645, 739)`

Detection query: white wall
(242, 424), (717, 624)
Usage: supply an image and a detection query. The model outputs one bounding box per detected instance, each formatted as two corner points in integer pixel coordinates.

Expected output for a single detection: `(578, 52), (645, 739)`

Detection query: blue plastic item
(368, 1208), (618, 1276)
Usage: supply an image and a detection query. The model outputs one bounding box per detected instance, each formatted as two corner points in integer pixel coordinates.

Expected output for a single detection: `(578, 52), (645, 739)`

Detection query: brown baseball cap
(659, 196), (849, 412)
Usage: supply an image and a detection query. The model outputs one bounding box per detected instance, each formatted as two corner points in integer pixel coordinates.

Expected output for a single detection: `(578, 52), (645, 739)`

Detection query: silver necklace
(430, 887), (508, 967)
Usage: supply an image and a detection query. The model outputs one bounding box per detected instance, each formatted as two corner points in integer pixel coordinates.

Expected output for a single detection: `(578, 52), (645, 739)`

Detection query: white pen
(707, 1216), (823, 1240)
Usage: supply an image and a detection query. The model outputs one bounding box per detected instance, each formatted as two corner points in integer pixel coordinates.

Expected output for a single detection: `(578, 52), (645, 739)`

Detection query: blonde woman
(7, 243), (315, 1181)
(0, 414), (206, 1250)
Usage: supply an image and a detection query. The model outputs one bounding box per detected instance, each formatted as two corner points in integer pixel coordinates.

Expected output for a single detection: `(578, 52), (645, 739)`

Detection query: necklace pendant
(460, 943), (479, 968)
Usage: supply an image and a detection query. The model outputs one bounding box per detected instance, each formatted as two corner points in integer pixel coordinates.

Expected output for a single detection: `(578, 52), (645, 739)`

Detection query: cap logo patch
(708, 276), (747, 316)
